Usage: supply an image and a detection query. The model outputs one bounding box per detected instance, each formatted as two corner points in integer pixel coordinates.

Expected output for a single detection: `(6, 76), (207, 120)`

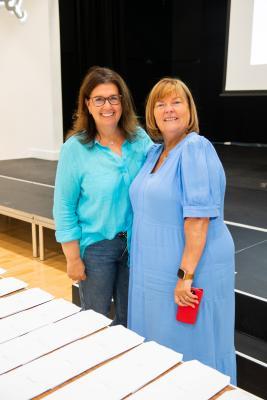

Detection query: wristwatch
(177, 268), (194, 280)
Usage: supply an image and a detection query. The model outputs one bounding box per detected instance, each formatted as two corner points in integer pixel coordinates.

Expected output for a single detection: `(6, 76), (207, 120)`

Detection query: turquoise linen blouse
(53, 127), (152, 257)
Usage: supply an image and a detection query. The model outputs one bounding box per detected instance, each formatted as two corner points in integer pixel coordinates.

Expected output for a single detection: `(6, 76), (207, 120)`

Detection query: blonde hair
(146, 77), (199, 139)
(67, 66), (138, 143)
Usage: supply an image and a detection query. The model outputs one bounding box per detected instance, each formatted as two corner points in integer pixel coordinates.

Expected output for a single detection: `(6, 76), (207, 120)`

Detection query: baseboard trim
(28, 148), (60, 160)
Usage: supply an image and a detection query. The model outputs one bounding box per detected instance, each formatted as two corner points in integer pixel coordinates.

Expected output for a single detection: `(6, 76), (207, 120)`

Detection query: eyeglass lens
(91, 95), (121, 106)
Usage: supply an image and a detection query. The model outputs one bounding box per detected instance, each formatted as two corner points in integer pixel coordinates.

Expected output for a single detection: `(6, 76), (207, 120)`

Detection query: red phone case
(176, 288), (203, 324)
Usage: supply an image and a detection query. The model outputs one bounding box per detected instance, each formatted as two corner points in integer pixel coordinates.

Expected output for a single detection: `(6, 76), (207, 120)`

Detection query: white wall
(0, 0), (63, 160)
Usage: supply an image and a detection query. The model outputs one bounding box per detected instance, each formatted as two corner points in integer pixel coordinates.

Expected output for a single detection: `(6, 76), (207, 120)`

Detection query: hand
(174, 279), (199, 308)
(66, 257), (86, 281)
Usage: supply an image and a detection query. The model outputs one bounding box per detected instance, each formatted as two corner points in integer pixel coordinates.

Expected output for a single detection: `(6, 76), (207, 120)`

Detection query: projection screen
(224, 0), (267, 93)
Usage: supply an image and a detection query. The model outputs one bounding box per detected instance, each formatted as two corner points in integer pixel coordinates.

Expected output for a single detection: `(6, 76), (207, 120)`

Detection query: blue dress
(128, 132), (236, 384)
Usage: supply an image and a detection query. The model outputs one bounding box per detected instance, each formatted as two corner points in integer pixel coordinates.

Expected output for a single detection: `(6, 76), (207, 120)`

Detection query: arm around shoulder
(136, 126), (154, 155)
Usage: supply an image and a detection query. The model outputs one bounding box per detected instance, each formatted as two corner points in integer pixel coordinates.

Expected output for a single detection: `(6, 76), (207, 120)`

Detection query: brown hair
(145, 77), (199, 140)
(67, 66), (138, 143)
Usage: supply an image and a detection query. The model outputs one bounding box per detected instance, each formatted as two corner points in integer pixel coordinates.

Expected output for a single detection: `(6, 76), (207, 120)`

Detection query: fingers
(80, 272), (87, 281)
(66, 259), (86, 281)
(175, 294), (191, 307)
(178, 298), (195, 308)
(67, 271), (86, 281)
(175, 292), (199, 308)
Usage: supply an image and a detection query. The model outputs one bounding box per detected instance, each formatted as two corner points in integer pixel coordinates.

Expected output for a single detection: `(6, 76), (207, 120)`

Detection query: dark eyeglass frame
(89, 95), (122, 107)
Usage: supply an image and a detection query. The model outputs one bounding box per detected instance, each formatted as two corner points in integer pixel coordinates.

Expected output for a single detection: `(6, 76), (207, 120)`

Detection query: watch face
(178, 269), (185, 279)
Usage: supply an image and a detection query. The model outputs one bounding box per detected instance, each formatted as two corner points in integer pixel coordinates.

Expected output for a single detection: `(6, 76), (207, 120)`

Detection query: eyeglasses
(89, 95), (122, 107)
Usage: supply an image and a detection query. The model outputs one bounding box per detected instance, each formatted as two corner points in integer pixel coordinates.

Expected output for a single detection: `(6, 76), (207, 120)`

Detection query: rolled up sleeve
(53, 142), (82, 243)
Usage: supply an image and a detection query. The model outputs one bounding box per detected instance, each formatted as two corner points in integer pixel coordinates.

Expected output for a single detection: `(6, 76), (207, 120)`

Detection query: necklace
(97, 135), (116, 146)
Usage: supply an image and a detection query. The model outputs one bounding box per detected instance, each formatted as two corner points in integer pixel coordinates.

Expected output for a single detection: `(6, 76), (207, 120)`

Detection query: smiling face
(86, 83), (122, 132)
(153, 90), (190, 142)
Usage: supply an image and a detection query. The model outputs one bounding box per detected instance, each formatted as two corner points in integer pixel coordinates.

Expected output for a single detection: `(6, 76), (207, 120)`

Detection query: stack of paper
(0, 325), (144, 400)
(218, 388), (263, 399)
(129, 359), (230, 399)
(0, 310), (111, 374)
(0, 277), (28, 297)
(45, 341), (183, 400)
(0, 298), (80, 344)
(0, 288), (54, 318)
(0, 267), (6, 275)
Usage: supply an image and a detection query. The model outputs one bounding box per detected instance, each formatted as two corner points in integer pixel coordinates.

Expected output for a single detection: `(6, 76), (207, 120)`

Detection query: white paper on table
(0, 268), (6, 274)
(0, 325), (144, 400)
(0, 333), (44, 375)
(0, 310), (111, 374)
(45, 340), (183, 400)
(56, 380), (119, 400)
(0, 370), (41, 400)
(0, 288), (54, 319)
(130, 359), (230, 400)
(43, 324), (145, 378)
(33, 309), (111, 350)
(0, 277), (28, 297)
(44, 373), (120, 400)
(218, 388), (264, 400)
(0, 298), (80, 344)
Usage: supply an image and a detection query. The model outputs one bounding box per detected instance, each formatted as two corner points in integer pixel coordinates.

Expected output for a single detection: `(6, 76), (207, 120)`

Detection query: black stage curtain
(74, 0), (126, 75)
(59, 0), (126, 134)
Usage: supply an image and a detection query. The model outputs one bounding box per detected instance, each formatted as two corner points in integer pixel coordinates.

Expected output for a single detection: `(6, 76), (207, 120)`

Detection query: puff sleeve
(180, 136), (223, 219)
(53, 140), (82, 243)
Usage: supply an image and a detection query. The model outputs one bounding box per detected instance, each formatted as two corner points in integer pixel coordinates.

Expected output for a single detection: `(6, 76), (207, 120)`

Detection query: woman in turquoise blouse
(53, 66), (152, 326)
(128, 77), (236, 383)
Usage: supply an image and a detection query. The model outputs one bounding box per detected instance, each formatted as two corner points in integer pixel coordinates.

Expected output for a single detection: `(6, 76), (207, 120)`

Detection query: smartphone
(176, 288), (204, 324)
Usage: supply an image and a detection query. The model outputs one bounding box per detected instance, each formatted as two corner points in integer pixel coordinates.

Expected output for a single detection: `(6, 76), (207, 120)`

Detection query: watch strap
(177, 268), (194, 280)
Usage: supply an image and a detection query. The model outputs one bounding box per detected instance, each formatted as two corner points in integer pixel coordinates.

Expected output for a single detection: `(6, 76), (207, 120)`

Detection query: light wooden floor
(0, 216), (72, 301)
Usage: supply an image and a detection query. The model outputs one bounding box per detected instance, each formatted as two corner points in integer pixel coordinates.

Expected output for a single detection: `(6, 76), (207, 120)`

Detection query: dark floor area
(215, 144), (267, 229)
(228, 225), (267, 299)
(225, 186), (267, 229)
(215, 144), (267, 192)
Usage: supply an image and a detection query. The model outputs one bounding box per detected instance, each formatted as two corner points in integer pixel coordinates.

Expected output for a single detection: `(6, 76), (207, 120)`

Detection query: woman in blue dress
(128, 77), (236, 384)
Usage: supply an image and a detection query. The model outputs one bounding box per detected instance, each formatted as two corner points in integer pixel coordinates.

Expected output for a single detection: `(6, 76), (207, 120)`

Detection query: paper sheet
(218, 388), (264, 400)
(45, 341), (183, 400)
(0, 298), (80, 344)
(0, 310), (111, 374)
(0, 288), (54, 318)
(0, 277), (28, 297)
(45, 377), (118, 400)
(130, 359), (230, 400)
(0, 325), (144, 400)
(0, 268), (6, 275)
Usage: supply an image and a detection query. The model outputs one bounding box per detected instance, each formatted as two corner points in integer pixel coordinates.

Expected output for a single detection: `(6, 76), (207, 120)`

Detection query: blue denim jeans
(79, 234), (129, 326)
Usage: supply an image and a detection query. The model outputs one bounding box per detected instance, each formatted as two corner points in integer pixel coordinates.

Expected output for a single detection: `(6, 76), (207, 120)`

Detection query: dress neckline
(149, 132), (196, 174)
